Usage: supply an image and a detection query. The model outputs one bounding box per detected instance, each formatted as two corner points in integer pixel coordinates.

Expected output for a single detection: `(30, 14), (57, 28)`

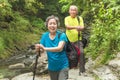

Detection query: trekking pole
(33, 49), (41, 80)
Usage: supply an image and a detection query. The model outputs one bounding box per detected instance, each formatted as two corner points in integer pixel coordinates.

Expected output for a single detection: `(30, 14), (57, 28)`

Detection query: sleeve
(64, 17), (68, 26)
(59, 33), (68, 43)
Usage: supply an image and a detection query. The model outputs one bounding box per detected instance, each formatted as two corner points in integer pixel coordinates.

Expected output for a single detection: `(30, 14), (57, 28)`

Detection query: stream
(0, 52), (35, 79)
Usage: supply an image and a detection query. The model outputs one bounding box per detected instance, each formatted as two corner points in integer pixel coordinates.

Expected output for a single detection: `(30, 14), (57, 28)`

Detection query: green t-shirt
(64, 16), (84, 42)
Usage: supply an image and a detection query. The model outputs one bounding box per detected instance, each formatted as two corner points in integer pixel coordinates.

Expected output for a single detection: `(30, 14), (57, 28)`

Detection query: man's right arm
(65, 17), (77, 30)
(65, 17), (84, 31)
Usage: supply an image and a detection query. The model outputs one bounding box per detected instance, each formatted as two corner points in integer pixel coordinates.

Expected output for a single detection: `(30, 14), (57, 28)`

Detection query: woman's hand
(35, 44), (45, 52)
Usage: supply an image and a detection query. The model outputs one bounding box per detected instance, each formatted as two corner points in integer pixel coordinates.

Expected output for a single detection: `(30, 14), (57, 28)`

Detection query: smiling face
(69, 5), (78, 18)
(47, 18), (57, 33)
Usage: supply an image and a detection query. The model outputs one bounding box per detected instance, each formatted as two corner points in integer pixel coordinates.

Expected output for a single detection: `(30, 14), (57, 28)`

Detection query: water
(0, 52), (48, 79)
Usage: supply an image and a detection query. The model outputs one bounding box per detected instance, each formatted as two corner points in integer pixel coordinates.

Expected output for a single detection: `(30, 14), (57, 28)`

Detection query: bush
(86, 2), (120, 65)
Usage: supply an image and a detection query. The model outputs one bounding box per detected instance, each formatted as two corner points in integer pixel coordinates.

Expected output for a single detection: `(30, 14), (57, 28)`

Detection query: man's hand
(76, 26), (84, 31)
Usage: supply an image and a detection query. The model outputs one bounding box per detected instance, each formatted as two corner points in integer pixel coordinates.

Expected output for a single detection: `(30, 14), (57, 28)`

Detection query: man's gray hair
(69, 5), (78, 11)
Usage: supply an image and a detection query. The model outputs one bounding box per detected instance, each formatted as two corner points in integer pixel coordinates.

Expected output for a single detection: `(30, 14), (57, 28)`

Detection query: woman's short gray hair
(45, 15), (60, 27)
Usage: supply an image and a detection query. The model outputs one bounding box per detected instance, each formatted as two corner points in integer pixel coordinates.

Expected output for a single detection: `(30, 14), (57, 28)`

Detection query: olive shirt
(64, 16), (84, 42)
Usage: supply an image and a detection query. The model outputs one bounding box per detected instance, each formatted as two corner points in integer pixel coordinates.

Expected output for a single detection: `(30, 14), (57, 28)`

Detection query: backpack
(66, 40), (80, 69)
(58, 32), (80, 69)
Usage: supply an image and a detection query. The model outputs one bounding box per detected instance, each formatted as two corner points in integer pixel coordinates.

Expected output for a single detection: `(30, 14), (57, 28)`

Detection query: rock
(8, 63), (25, 69)
(108, 58), (120, 78)
(85, 57), (95, 72)
(11, 72), (50, 80)
(117, 52), (120, 58)
(76, 76), (95, 80)
(68, 68), (95, 80)
(30, 52), (48, 74)
(93, 66), (118, 80)
(0, 78), (9, 80)
(108, 59), (120, 68)
(68, 68), (79, 79)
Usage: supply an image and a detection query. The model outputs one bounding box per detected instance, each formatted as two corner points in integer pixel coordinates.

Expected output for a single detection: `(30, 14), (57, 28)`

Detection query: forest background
(0, 0), (120, 66)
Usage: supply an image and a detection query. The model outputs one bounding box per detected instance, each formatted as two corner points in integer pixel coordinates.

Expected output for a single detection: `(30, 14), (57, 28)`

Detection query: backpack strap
(77, 16), (80, 40)
(77, 16), (81, 49)
(77, 16), (80, 25)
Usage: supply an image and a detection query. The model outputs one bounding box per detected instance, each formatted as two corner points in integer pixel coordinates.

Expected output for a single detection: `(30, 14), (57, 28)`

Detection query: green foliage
(0, 31), (15, 58)
(9, 0), (44, 15)
(0, 0), (44, 58)
(29, 16), (46, 34)
(24, 0), (44, 15)
(59, 0), (72, 13)
(87, 1), (120, 64)
(37, 0), (62, 21)
(0, 0), (12, 15)
(31, 17), (44, 28)
(59, 0), (90, 14)
(0, 37), (5, 53)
